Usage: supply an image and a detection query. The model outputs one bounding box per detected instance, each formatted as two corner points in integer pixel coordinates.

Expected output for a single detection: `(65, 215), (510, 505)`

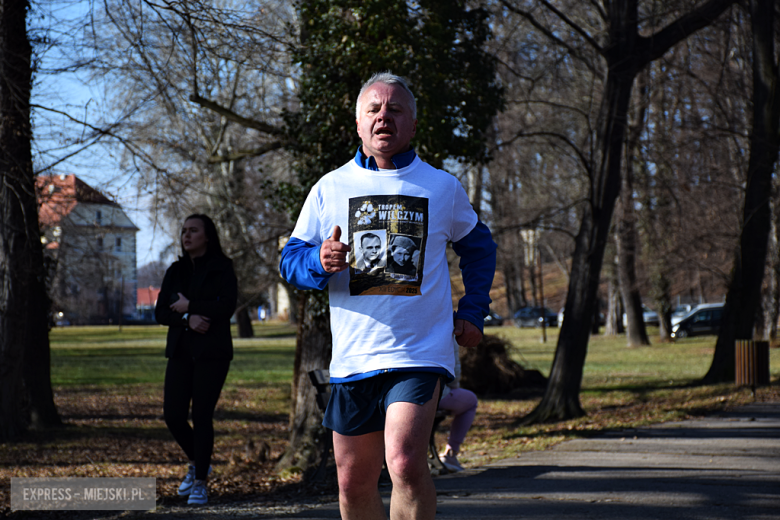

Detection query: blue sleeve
(451, 221), (497, 333)
(279, 237), (333, 291)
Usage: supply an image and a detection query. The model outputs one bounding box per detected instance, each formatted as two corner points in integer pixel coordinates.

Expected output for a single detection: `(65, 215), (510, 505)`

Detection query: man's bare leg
(333, 430), (387, 520)
(384, 379), (440, 520)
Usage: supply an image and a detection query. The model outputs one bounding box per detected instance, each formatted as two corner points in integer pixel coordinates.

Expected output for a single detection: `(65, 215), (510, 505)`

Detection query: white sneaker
(439, 448), (464, 473)
(178, 465), (211, 496)
(187, 480), (208, 505)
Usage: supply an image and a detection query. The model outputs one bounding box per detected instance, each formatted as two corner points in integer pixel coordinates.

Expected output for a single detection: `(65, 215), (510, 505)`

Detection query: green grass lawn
(487, 325), (780, 387)
(51, 322), (780, 389)
(18, 321), (779, 500)
(50, 323), (298, 386)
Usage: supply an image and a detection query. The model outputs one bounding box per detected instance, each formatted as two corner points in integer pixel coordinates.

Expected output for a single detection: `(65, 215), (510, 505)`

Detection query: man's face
(356, 83), (417, 166)
(361, 237), (381, 263)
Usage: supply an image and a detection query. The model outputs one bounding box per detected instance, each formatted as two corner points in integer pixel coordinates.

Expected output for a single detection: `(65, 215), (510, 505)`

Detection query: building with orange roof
(136, 286), (160, 322)
(37, 174), (139, 324)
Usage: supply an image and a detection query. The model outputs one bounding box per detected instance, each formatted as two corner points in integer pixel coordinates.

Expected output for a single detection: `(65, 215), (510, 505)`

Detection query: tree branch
(499, 130), (592, 177)
(31, 104), (171, 178)
(538, 0), (603, 54)
(499, 0), (602, 76)
(188, 93), (285, 136)
(586, 0), (607, 22)
(639, 0), (738, 65)
(207, 141), (285, 163)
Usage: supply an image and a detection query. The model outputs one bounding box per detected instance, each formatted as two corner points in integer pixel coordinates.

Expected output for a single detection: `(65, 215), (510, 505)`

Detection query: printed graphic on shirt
(348, 195), (428, 296)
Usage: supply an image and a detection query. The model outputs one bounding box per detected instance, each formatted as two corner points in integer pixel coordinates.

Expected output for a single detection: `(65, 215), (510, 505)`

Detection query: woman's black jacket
(155, 252), (238, 360)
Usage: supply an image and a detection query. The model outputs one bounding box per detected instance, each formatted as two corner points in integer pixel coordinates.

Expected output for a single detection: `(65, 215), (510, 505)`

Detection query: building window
(97, 237), (103, 250)
(96, 210), (102, 223)
(116, 237), (122, 251)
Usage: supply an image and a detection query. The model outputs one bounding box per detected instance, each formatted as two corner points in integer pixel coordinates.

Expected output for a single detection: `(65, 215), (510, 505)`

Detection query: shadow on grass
(475, 380), (751, 443)
(214, 409), (288, 424)
(5, 424), (173, 444)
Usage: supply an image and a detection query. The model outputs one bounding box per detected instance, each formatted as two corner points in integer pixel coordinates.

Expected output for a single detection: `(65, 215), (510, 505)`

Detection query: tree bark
(0, 0), (60, 439)
(704, 0), (780, 383)
(277, 292), (332, 477)
(768, 202), (780, 342)
(605, 277), (625, 336)
(500, 231), (528, 313)
(24, 269), (60, 428)
(616, 195), (650, 346)
(236, 307), (254, 338)
(620, 68), (652, 346)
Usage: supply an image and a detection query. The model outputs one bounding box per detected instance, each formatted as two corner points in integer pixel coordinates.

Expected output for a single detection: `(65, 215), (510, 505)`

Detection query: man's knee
(337, 463), (382, 499)
(334, 437), (384, 498)
(385, 447), (428, 486)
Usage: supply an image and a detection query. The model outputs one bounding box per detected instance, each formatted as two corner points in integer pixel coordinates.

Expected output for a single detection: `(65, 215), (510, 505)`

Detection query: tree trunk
(277, 292), (332, 477)
(236, 306), (254, 338)
(616, 196), (650, 346)
(499, 231), (527, 313)
(0, 0), (60, 439)
(524, 63), (636, 423)
(605, 276), (624, 336)
(704, 0), (779, 383)
(620, 68), (652, 347)
(768, 202), (780, 342)
(24, 275), (61, 429)
(655, 290), (673, 341)
(603, 236), (624, 336)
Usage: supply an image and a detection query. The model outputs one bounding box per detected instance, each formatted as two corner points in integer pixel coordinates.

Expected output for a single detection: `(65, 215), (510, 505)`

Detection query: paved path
(283, 403), (780, 520)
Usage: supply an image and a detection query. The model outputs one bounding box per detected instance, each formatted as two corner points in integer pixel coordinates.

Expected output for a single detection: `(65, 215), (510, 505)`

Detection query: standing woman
(155, 214), (237, 506)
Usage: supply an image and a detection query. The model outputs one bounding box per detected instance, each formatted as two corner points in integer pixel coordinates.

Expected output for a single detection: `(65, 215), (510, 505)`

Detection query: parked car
(557, 307), (605, 328)
(484, 311), (504, 327)
(513, 306), (558, 328)
(622, 305), (659, 327)
(671, 304), (694, 326)
(671, 303), (725, 339)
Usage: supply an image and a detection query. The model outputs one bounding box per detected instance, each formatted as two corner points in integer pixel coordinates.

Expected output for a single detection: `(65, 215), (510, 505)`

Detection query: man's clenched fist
(320, 226), (352, 273)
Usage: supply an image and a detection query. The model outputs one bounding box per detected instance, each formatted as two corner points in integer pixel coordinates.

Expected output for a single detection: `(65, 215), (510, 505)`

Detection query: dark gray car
(513, 306), (558, 328)
(671, 303), (724, 339)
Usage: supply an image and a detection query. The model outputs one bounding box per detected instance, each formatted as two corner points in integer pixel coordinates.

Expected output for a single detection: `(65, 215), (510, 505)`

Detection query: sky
(32, 1), (171, 268)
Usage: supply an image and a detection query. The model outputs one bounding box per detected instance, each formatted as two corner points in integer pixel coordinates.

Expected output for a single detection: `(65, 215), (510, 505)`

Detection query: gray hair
(356, 72), (417, 119)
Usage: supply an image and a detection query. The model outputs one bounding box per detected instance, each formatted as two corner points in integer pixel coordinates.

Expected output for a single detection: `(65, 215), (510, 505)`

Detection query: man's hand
(189, 314), (211, 334)
(454, 319), (482, 347)
(320, 226), (351, 273)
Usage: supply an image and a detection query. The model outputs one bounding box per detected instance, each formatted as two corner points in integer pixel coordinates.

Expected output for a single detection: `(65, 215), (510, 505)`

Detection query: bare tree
(704, 0), (780, 383)
(498, 0), (738, 422)
(79, 0), (297, 335)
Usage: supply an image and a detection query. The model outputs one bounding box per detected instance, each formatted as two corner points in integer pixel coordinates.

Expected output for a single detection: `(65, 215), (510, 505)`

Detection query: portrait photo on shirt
(352, 230), (387, 274)
(348, 194), (428, 296)
(386, 234), (420, 282)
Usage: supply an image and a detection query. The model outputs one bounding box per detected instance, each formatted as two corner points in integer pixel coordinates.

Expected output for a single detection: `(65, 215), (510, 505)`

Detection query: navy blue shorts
(323, 371), (441, 436)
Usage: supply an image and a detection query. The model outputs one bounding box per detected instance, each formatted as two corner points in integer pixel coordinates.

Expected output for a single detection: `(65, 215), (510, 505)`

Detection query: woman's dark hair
(181, 214), (227, 258)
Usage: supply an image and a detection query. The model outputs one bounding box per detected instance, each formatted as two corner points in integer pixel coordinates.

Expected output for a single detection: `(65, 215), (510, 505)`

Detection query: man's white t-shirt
(291, 156), (478, 381)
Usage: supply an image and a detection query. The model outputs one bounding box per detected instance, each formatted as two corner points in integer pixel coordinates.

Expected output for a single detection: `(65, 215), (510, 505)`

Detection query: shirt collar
(354, 147), (417, 171)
